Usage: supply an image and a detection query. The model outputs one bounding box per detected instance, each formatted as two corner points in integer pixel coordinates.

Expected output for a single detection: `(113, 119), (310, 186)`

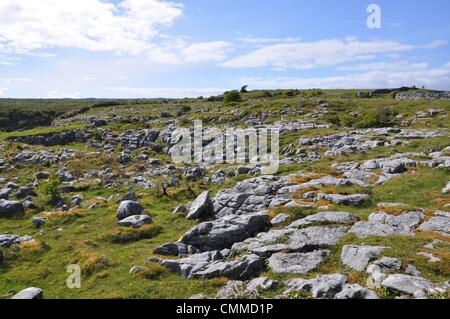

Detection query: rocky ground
(0, 89), (449, 299)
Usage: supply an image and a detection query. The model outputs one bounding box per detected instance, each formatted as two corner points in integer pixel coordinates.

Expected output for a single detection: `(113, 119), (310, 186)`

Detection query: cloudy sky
(0, 0), (449, 98)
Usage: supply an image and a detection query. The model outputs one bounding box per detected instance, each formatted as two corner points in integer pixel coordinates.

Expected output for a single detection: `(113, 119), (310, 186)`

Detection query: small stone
(11, 287), (43, 299)
(118, 215), (152, 228)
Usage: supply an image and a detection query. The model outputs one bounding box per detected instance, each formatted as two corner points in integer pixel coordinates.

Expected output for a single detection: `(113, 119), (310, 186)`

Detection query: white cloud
(238, 37), (302, 45)
(0, 0), (231, 64)
(222, 38), (429, 70)
(106, 87), (228, 98)
(239, 62), (450, 90)
(181, 41), (234, 63)
(2, 78), (35, 83)
(47, 90), (84, 99)
(422, 40), (448, 49)
(0, 87), (6, 96)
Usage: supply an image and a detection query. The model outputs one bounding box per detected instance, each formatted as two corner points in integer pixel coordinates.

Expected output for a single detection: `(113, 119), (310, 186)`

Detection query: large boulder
(181, 212), (271, 251)
(268, 250), (330, 275)
(11, 287), (43, 299)
(340, 245), (387, 271)
(0, 200), (24, 217)
(366, 257), (402, 288)
(116, 201), (144, 220)
(186, 191), (213, 220)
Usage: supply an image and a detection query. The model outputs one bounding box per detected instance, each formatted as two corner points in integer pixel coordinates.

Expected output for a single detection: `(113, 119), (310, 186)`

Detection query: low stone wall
(7, 129), (90, 146)
(395, 91), (450, 100)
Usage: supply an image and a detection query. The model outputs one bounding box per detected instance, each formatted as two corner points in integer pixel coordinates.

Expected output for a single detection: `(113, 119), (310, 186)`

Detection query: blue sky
(0, 0), (449, 98)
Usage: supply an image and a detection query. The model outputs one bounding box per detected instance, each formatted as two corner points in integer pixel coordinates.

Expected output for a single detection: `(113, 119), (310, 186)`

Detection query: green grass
(0, 90), (449, 299)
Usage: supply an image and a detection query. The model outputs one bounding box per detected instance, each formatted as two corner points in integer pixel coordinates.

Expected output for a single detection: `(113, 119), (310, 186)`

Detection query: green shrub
(40, 175), (61, 204)
(356, 107), (397, 128)
(223, 90), (242, 104)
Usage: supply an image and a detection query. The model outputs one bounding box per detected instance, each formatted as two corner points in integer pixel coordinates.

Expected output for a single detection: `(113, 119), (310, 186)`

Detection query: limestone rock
(268, 250), (330, 274)
(334, 284), (379, 299)
(153, 243), (200, 256)
(11, 287), (43, 299)
(285, 274), (347, 299)
(288, 212), (358, 228)
(0, 200), (24, 217)
(116, 200), (144, 220)
(181, 212), (271, 251)
(340, 245), (386, 271)
(186, 191), (213, 220)
(118, 215), (152, 228)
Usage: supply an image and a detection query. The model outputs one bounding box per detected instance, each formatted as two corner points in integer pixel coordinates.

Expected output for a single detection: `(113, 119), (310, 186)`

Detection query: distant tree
(240, 85), (248, 93)
(223, 90), (242, 104)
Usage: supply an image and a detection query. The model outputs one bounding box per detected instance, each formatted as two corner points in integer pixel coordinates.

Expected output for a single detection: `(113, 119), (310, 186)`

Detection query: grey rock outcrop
(0, 200), (24, 217)
(285, 273), (347, 299)
(334, 284), (379, 299)
(186, 191), (213, 220)
(288, 212), (358, 228)
(268, 250), (330, 274)
(181, 212), (271, 251)
(116, 201), (144, 220)
(341, 245), (387, 271)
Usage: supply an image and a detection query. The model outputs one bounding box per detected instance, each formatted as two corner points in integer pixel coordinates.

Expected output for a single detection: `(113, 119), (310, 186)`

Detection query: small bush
(99, 225), (162, 244)
(39, 175), (62, 204)
(223, 90), (242, 104)
(356, 107), (397, 128)
(133, 263), (167, 280)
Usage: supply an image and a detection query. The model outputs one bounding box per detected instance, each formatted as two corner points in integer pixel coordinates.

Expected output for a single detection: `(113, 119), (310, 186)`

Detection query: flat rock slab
(11, 287), (43, 299)
(317, 193), (369, 206)
(193, 254), (264, 280)
(285, 273), (347, 299)
(161, 252), (263, 280)
(268, 250), (330, 274)
(381, 274), (433, 296)
(232, 226), (348, 256)
(288, 212), (359, 228)
(181, 212), (271, 251)
(335, 284), (379, 299)
(349, 211), (424, 238)
(341, 245), (387, 271)
(118, 215), (152, 228)
(418, 212), (449, 237)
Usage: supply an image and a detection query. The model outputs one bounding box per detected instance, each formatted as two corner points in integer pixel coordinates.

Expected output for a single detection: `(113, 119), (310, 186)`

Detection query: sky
(0, 0), (449, 98)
